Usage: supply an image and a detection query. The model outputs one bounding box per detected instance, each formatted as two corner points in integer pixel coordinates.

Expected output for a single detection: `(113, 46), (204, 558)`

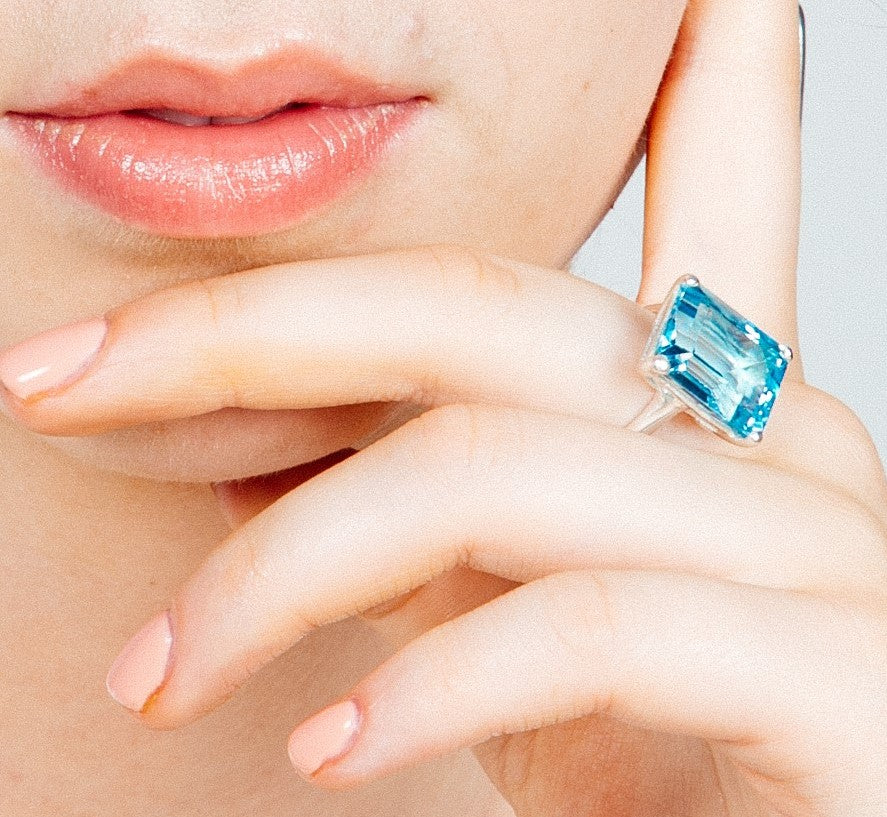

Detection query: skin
(1, 2), (885, 817)
(0, 1), (685, 814)
(0, 0), (683, 484)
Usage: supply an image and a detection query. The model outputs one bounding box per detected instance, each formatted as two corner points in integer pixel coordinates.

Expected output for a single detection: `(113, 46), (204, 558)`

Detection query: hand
(1, 0), (885, 815)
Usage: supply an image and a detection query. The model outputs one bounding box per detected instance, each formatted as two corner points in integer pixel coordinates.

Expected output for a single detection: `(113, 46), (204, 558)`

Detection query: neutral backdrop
(571, 0), (886, 466)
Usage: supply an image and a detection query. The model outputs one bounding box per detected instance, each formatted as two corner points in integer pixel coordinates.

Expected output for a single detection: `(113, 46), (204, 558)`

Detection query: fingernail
(0, 317), (108, 401)
(287, 699), (361, 777)
(106, 609), (173, 713)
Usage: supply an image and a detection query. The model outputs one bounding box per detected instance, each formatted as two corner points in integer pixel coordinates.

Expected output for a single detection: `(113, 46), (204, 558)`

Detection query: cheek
(463, 0), (686, 263)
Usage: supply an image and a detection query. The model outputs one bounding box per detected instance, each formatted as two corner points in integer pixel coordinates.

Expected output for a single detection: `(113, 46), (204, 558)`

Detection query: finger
(206, 446), (510, 635)
(206, 447), (502, 630)
(103, 404), (885, 728)
(640, 0), (802, 350)
(0, 244), (841, 490)
(285, 569), (886, 815)
(3, 239), (866, 505)
(0, 246), (654, 437)
(0, 233), (864, 500)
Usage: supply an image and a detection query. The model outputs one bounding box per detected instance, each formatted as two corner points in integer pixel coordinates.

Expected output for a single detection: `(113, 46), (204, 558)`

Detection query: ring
(627, 275), (793, 446)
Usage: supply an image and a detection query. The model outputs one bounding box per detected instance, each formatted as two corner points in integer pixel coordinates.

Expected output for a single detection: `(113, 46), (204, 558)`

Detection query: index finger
(639, 0), (803, 357)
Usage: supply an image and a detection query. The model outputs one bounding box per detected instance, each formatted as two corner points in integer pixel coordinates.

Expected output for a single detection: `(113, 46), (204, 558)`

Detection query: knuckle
(191, 274), (242, 343)
(811, 494), (887, 599)
(801, 385), (867, 438)
(800, 384), (858, 425)
(397, 403), (498, 483)
(814, 596), (887, 705)
(781, 382), (887, 507)
(800, 385), (884, 470)
(535, 572), (618, 715)
(848, 503), (887, 572)
(210, 528), (271, 602)
(388, 244), (535, 408)
(748, 592), (887, 752)
(425, 243), (527, 314)
(212, 529), (316, 637)
(390, 403), (523, 544)
(189, 275), (250, 406)
(378, 404), (483, 525)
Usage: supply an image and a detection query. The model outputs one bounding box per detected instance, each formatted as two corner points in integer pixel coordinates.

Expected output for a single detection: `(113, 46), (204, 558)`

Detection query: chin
(37, 401), (421, 483)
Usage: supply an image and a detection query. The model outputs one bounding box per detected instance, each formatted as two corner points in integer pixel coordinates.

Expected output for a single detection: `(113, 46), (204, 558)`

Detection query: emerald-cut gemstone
(643, 277), (792, 442)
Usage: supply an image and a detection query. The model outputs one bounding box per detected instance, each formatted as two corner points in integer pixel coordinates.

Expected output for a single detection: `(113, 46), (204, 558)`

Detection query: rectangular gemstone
(647, 280), (791, 440)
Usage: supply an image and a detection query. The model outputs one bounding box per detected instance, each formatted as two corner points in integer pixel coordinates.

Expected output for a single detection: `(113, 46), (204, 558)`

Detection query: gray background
(571, 0), (886, 467)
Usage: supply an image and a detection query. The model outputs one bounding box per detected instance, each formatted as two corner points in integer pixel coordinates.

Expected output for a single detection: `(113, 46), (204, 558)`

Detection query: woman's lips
(4, 100), (424, 237)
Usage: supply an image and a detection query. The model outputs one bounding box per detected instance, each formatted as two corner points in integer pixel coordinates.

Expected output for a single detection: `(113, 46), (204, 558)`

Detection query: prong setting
(652, 355), (670, 373)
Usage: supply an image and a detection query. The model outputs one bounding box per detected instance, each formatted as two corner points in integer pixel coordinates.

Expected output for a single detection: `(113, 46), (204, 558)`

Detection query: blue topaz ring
(627, 275), (793, 446)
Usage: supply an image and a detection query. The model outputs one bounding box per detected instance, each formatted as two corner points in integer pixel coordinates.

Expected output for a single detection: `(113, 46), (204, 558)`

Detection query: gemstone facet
(641, 276), (792, 443)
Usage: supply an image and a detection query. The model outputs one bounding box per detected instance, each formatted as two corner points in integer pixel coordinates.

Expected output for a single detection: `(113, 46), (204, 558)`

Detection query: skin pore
(0, 0), (686, 813)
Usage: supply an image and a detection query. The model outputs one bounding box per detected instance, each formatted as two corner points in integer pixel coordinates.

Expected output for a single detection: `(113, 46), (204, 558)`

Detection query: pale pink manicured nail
(0, 317), (107, 400)
(106, 609), (173, 713)
(287, 700), (361, 777)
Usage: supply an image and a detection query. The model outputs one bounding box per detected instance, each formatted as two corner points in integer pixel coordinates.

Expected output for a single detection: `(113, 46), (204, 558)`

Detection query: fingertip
(104, 604), (222, 731)
(287, 699), (363, 780)
(105, 608), (173, 714)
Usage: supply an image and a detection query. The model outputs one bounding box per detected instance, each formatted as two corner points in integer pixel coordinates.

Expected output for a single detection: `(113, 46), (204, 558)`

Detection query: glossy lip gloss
(5, 102), (424, 238)
(2, 48), (428, 238)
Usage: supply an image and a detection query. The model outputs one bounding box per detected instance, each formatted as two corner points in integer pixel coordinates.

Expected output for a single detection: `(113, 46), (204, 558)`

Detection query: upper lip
(13, 43), (425, 120)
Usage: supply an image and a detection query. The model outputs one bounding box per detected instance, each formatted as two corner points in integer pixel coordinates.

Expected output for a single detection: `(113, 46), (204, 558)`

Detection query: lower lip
(4, 100), (424, 238)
